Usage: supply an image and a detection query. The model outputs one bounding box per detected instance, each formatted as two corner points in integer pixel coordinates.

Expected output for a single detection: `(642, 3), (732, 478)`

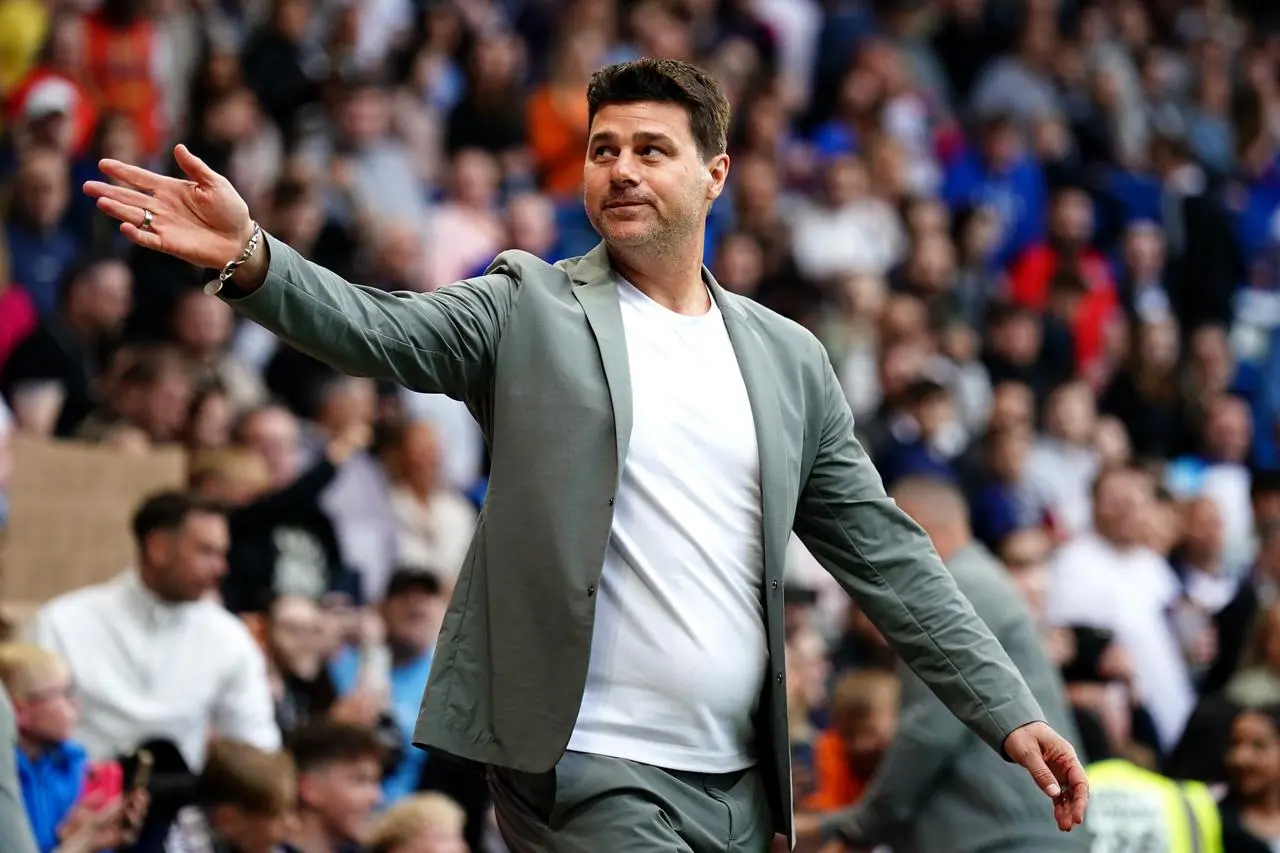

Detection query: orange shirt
(81, 12), (163, 156)
(800, 729), (869, 812)
(527, 84), (588, 197)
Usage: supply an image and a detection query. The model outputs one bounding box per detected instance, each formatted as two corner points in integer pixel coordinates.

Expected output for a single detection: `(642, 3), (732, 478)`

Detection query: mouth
(604, 201), (650, 210)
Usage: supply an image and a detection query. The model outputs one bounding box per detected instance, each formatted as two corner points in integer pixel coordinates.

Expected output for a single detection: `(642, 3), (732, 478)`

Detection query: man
(84, 59), (1087, 852)
(29, 491), (280, 771)
(803, 477), (1088, 853)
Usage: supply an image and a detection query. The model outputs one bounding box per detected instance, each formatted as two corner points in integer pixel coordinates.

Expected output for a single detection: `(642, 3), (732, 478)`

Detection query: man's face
(16, 150), (69, 229)
(301, 758), (382, 842)
(242, 408), (302, 488)
(1000, 529), (1052, 622)
(147, 511), (230, 602)
(583, 101), (727, 251)
(383, 590), (444, 656)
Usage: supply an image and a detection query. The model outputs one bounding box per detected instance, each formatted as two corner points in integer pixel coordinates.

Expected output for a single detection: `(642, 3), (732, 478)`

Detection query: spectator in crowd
(287, 721), (383, 853)
(365, 792), (467, 853)
(800, 668), (898, 814)
(1221, 705), (1280, 852)
(28, 491), (280, 772)
(168, 739), (299, 853)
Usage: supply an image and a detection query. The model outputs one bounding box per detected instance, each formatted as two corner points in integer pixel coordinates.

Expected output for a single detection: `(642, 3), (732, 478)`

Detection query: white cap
(23, 78), (76, 119)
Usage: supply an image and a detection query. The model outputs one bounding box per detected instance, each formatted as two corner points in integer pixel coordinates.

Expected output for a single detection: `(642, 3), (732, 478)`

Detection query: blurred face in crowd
(785, 626), (830, 712)
(451, 149), (500, 209)
(905, 198), (949, 240)
(142, 366), (196, 442)
(961, 206), (1002, 263)
(881, 294), (927, 345)
(382, 588), (444, 658)
(212, 802), (298, 853)
(991, 311), (1042, 366)
(320, 378), (376, 435)
(142, 510), (230, 602)
(878, 341), (926, 402)
(68, 259), (133, 334)
(1123, 223), (1165, 279)
(1135, 318), (1179, 372)
(824, 155), (870, 207)
(395, 422), (442, 493)
(507, 193), (557, 256)
(834, 695), (897, 779)
(1227, 711), (1280, 802)
(1189, 326), (1233, 388)
(301, 756), (382, 841)
(1000, 529), (1052, 623)
(240, 406), (302, 489)
(981, 121), (1021, 172)
(1203, 398), (1253, 462)
(272, 0), (311, 42)
(188, 389), (234, 452)
(173, 291), (234, 358)
(1050, 189), (1094, 246)
(584, 101), (728, 252)
(989, 381), (1034, 431)
(12, 660), (79, 744)
(906, 234), (956, 294)
(989, 425), (1032, 483)
(714, 232), (763, 296)
(1093, 470), (1149, 547)
(269, 595), (328, 680)
(273, 191), (324, 249)
(915, 390), (955, 441)
(1183, 497), (1225, 565)
(340, 85), (391, 147)
(1093, 416), (1132, 470)
(1141, 495), (1179, 557)
(1045, 382), (1096, 445)
(14, 148), (70, 230)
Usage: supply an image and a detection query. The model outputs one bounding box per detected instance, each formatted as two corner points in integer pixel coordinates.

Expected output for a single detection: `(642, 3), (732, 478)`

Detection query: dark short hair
(131, 490), (226, 548)
(586, 59), (730, 161)
(288, 721), (384, 775)
(384, 567), (443, 599)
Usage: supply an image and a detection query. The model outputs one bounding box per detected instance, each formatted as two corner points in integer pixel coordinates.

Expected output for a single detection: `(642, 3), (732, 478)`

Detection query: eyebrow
(588, 130), (679, 149)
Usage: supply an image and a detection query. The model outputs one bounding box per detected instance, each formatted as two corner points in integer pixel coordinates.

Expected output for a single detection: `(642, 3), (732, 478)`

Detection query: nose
(609, 150), (639, 186)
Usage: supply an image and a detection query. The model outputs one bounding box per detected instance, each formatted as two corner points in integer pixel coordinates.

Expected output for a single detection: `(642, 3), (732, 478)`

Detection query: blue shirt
(329, 645), (433, 804)
(16, 740), (88, 853)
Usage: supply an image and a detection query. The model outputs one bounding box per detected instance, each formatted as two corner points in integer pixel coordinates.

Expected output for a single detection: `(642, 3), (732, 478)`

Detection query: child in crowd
(365, 793), (468, 853)
(802, 668), (900, 812)
(168, 739), (297, 853)
(285, 721), (384, 853)
(0, 643), (91, 853)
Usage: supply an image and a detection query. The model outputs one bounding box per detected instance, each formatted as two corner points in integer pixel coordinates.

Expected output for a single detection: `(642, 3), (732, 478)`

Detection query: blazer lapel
(710, 276), (788, 580)
(571, 244), (633, 482)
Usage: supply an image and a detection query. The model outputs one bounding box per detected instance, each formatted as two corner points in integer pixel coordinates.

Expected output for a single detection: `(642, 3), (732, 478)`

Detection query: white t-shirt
(567, 280), (768, 773)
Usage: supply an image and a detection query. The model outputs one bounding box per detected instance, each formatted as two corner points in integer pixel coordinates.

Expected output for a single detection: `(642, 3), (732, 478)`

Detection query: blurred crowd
(4, 0), (1280, 850)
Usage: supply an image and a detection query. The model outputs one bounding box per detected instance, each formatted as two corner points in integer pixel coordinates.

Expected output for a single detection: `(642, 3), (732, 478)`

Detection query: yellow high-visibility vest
(1086, 759), (1223, 853)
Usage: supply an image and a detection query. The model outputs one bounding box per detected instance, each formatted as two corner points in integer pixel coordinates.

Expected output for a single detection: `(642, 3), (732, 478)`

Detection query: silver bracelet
(203, 221), (264, 296)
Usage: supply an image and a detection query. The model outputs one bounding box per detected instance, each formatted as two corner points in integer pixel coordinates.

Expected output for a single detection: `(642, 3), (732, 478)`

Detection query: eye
(640, 145), (663, 157)
(592, 145), (616, 160)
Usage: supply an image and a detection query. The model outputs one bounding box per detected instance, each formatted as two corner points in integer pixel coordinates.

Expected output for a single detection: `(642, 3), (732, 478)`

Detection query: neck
(607, 240), (710, 315)
(390, 640), (429, 666)
(292, 812), (339, 853)
(16, 735), (52, 758)
(1243, 786), (1280, 817)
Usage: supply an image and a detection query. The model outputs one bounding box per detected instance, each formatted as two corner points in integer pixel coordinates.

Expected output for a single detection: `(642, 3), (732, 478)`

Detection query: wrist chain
(204, 221), (263, 296)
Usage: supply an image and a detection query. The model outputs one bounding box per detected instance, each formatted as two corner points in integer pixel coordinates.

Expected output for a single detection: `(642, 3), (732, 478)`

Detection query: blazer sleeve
(0, 687), (38, 853)
(222, 233), (520, 399)
(792, 344), (1043, 756)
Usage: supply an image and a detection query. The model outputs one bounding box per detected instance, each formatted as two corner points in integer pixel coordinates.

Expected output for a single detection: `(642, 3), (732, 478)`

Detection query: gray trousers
(487, 750), (775, 852)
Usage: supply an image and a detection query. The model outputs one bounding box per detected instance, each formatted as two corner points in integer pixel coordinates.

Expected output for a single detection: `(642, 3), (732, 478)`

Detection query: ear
(296, 773), (320, 810)
(705, 153), (730, 203)
(141, 529), (169, 567)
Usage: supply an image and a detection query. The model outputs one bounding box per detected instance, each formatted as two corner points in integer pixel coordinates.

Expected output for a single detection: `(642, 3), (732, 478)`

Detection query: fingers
(98, 159), (173, 193)
(174, 143), (221, 184)
(83, 180), (155, 211)
(119, 221), (165, 252)
(1065, 759), (1090, 824)
(1019, 750), (1062, 799)
(93, 197), (166, 252)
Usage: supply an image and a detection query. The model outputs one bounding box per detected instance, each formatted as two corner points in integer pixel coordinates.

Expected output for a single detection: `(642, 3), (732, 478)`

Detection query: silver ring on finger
(140, 209), (155, 232)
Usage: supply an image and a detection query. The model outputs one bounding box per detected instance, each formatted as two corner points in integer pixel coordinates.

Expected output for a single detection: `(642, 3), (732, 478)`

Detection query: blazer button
(608, 497), (615, 506)
(770, 580), (778, 590)
(587, 585), (596, 596)
(776, 672), (784, 683)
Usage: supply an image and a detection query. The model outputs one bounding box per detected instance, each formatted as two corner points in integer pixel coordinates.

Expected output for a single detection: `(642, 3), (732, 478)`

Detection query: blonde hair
(0, 643), (67, 699)
(366, 793), (465, 852)
(830, 668), (900, 720)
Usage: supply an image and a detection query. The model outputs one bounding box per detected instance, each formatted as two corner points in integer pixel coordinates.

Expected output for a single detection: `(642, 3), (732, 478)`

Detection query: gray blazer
(225, 235), (1044, 840)
(0, 685), (39, 853)
(826, 542), (1089, 853)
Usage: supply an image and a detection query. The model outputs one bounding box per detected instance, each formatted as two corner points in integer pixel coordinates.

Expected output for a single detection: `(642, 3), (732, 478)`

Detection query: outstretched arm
(85, 145), (517, 400)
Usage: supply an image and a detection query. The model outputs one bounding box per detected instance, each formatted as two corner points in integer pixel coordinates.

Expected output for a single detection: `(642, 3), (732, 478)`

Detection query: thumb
(1021, 750), (1063, 799)
(174, 144), (219, 184)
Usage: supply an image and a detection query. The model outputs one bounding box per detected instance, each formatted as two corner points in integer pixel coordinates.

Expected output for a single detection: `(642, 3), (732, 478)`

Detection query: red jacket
(1008, 244), (1119, 378)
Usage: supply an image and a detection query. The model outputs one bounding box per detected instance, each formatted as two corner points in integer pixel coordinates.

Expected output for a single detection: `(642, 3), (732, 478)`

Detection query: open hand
(83, 144), (253, 270)
(1003, 721), (1089, 831)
